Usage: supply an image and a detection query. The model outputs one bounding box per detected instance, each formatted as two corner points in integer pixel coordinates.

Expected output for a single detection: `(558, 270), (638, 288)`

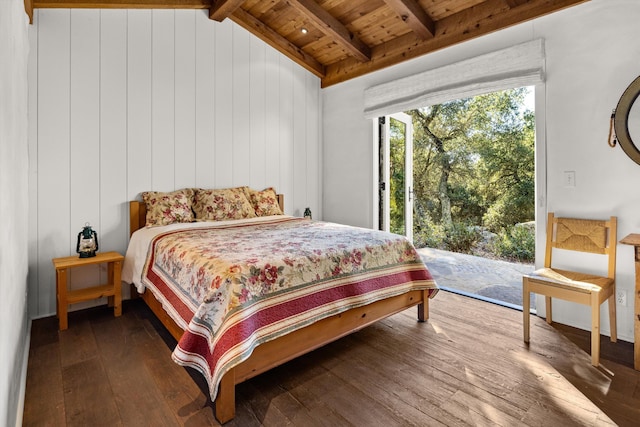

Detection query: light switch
(563, 171), (576, 187)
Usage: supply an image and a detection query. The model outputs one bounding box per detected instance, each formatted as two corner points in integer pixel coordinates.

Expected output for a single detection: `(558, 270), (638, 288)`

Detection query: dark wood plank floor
(23, 291), (640, 426)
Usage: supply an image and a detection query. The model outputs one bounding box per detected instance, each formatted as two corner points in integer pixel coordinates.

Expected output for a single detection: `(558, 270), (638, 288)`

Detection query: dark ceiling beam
(28, 0), (325, 78)
(230, 7), (325, 78)
(322, 0), (589, 87)
(32, 0), (210, 10)
(383, 0), (435, 39)
(209, 0), (244, 22)
(287, 0), (371, 62)
(503, 0), (528, 7)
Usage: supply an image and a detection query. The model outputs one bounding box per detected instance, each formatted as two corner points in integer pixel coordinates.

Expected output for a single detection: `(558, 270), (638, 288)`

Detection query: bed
(122, 188), (438, 423)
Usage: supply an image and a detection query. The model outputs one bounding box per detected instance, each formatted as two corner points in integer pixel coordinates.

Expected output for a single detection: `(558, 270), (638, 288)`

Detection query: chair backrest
(544, 212), (617, 279)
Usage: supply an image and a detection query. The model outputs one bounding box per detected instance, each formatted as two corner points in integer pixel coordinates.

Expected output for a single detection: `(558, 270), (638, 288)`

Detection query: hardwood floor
(23, 291), (640, 426)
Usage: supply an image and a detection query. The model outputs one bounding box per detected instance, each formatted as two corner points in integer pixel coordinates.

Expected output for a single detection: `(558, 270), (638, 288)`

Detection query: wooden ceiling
(25, 0), (589, 87)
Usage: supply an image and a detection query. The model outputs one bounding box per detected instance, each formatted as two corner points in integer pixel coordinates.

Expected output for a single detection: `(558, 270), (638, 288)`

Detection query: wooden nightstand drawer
(52, 251), (124, 330)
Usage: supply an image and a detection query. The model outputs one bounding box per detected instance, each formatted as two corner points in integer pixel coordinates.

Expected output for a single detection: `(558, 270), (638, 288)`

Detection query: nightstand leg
(55, 273), (59, 319)
(57, 268), (68, 330)
(108, 261), (122, 317)
(107, 262), (114, 308)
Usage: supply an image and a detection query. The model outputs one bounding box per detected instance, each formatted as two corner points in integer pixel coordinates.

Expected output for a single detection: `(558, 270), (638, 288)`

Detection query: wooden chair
(523, 212), (617, 366)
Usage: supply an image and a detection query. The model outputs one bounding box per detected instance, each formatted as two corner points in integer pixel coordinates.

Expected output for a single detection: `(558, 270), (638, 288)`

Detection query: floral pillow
(193, 187), (257, 221)
(247, 187), (283, 217)
(142, 188), (194, 227)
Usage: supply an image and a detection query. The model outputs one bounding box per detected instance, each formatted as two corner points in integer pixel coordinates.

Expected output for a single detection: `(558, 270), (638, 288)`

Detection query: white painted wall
(28, 9), (322, 319)
(0, 0), (30, 425)
(323, 0), (640, 342)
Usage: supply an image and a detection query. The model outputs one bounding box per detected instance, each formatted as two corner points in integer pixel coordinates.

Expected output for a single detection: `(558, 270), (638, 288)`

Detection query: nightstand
(52, 251), (124, 330)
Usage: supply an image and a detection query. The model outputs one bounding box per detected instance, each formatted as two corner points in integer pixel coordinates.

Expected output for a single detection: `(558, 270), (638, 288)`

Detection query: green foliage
(491, 225), (535, 262)
(448, 184), (484, 225)
(413, 206), (446, 249)
(483, 180), (534, 232)
(407, 86), (535, 258)
(389, 117), (407, 234)
(413, 209), (481, 254)
(413, 221), (446, 250)
(442, 222), (482, 254)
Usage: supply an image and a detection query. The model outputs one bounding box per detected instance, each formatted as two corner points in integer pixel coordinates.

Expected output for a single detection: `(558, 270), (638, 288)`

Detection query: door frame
(371, 83), (547, 278)
(375, 113), (414, 241)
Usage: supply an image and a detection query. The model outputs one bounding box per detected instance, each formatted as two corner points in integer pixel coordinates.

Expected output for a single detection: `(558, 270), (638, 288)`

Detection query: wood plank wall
(27, 9), (322, 319)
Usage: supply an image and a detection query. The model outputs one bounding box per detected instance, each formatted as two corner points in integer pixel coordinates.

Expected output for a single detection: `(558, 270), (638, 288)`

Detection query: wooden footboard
(128, 195), (430, 424)
(140, 285), (428, 423)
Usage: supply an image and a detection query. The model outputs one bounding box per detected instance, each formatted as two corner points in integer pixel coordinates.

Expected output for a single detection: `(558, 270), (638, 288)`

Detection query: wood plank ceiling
(25, 0), (589, 87)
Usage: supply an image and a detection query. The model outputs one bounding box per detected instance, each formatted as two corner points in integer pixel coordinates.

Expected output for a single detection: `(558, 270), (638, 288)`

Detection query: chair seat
(525, 267), (613, 293)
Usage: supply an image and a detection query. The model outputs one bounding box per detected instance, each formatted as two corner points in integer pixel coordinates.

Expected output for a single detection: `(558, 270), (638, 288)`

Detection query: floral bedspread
(139, 216), (438, 401)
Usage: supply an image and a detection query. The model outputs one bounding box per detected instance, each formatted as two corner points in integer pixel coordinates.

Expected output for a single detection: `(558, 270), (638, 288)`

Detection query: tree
(404, 87), (534, 244)
(468, 89), (534, 231)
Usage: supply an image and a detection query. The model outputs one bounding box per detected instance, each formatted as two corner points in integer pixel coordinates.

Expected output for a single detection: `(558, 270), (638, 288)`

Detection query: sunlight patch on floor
(510, 347), (615, 425)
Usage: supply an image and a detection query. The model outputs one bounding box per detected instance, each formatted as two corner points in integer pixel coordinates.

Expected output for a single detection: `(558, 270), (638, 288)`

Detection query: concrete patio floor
(417, 247), (535, 310)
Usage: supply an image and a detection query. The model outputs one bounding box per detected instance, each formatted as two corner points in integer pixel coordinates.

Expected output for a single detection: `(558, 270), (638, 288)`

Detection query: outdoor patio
(418, 247), (535, 310)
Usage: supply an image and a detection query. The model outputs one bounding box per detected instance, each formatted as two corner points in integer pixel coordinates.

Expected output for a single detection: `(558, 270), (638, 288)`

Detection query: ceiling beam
(32, 0), (210, 9)
(503, 0), (528, 7)
(382, 0), (435, 40)
(209, 0), (243, 22)
(24, 0), (34, 23)
(230, 7), (325, 78)
(322, 0), (589, 87)
(287, 0), (371, 62)
(29, 0), (325, 77)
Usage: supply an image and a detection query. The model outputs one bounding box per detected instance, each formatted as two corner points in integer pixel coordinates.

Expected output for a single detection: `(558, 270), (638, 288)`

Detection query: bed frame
(129, 195), (430, 424)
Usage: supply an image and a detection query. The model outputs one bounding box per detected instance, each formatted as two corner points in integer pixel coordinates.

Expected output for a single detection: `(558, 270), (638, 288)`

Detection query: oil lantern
(76, 223), (99, 258)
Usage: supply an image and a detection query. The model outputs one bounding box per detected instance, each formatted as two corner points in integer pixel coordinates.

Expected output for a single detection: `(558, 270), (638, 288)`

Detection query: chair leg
(608, 290), (617, 343)
(591, 292), (601, 367)
(523, 278), (530, 343)
(545, 296), (553, 324)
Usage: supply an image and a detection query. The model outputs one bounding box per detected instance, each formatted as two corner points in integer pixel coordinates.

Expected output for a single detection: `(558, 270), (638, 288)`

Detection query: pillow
(247, 187), (283, 217)
(193, 187), (257, 221)
(142, 188), (194, 227)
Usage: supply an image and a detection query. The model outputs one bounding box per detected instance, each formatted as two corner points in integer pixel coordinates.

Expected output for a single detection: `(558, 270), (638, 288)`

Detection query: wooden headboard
(129, 193), (285, 236)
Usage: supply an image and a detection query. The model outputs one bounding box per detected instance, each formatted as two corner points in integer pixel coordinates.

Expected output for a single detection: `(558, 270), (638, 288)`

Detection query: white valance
(363, 39), (545, 118)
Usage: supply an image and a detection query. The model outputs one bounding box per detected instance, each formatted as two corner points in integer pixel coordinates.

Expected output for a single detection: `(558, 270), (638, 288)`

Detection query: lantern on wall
(304, 208), (312, 220)
(76, 223), (99, 258)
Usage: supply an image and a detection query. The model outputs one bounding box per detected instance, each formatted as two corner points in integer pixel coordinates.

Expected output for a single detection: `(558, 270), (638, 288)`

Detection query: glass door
(381, 113), (413, 241)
